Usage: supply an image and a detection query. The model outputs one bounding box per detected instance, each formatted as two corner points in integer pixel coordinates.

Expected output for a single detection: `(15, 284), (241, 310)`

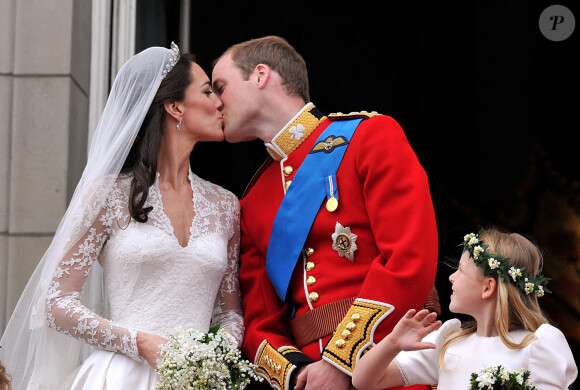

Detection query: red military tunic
(239, 103), (438, 389)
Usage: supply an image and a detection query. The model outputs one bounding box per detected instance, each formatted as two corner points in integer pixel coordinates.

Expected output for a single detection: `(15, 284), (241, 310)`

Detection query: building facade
(0, 0), (157, 335)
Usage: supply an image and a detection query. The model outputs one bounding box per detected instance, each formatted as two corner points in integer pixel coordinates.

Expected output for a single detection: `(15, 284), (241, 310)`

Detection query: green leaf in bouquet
(209, 323), (221, 335)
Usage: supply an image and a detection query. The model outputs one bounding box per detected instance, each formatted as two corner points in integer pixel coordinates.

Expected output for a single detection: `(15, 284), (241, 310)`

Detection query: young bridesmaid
(352, 227), (577, 389)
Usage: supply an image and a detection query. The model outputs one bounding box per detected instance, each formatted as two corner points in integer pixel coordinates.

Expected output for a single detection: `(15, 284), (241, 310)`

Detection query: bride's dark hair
(0, 359), (11, 390)
(121, 53), (196, 222)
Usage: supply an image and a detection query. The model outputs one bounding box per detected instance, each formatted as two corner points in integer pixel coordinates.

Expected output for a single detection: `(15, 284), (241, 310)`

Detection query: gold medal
(326, 196), (338, 212)
(326, 175), (339, 212)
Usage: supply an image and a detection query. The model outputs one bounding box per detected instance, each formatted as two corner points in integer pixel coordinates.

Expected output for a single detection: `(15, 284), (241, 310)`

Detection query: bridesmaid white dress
(394, 319), (578, 389)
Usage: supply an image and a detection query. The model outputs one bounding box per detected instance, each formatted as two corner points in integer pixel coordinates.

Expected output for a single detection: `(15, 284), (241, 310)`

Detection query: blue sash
(266, 119), (363, 301)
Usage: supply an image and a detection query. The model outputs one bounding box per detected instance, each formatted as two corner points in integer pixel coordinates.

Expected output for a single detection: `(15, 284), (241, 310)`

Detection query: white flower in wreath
(332, 222), (358, 261)
(525, 282), (535, 294)
(289, 124), (305, 140)
(465, 233), (479, 246)
(488, 258), (500, 269)
(508, 266), (522, 281)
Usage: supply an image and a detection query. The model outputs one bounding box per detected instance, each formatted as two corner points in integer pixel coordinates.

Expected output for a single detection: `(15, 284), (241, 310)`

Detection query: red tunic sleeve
(321, 115), (438, 379)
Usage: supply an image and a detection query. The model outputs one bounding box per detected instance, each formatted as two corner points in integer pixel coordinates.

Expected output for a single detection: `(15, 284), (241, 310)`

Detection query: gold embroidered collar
(265, 103), (326, 161)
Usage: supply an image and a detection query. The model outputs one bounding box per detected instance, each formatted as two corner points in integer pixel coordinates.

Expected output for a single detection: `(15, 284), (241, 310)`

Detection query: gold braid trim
(321, 298), (393, 375)
(327, 110), (381, 120)
(255, 340), (296, 390)
(279, 346), (301, 355)
(266, 105), (326, 161)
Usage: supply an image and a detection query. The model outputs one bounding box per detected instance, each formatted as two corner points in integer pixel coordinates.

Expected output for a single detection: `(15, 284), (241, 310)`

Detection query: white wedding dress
(45, 168), (244, 390)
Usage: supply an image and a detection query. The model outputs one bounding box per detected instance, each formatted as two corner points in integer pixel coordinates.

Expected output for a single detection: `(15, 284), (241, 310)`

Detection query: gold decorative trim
(327, 110), (381, 120)
(279, 346), (301, 356)
(266, 105), (326, 161)
(310, 135), (348, 154)
(255, 340), (296, 390)
(321, 298), (394, 375)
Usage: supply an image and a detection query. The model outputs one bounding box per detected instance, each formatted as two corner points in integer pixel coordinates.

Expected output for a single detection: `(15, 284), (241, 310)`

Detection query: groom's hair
(219, 35), (310, 102)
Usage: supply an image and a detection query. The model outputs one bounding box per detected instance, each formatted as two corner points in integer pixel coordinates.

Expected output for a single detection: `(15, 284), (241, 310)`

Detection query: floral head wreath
(462, 229), (551, 297)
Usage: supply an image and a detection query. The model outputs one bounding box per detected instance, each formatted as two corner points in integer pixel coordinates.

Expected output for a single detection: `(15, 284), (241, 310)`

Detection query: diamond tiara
(162, 42), (181, 78)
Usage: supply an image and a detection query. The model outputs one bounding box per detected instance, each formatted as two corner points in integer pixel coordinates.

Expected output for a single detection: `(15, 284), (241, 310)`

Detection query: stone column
(0, 0), (91, 335)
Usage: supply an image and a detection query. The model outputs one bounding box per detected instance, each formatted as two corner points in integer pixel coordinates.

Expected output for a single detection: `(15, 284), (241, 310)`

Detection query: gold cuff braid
(255, 340), (297, 390)
(321, 298), (394, 375)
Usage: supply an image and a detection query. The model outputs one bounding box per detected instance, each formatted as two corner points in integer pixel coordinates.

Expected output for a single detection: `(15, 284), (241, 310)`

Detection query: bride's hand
(137, 331), (168, 369)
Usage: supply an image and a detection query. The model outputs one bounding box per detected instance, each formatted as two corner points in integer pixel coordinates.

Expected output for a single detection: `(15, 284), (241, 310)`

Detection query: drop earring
(176, 116), (182, 131)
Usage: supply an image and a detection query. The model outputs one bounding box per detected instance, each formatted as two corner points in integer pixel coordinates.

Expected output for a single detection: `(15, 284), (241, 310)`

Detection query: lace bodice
(46, 169), (244, 362)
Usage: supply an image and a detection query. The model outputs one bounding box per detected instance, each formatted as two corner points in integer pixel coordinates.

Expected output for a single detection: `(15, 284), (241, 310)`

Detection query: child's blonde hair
(439, 227), (549, 369)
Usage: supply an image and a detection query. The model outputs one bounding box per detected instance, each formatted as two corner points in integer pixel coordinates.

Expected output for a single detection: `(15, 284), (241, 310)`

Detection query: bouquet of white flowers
(469, 365), (537, 390)
(155, 324), (262, 390)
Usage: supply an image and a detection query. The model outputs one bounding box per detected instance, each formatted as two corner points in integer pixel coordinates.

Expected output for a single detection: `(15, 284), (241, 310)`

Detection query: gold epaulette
(321, 298), (393, 375)
(327, 110), (381, 120)
(255, 341), (298, 390)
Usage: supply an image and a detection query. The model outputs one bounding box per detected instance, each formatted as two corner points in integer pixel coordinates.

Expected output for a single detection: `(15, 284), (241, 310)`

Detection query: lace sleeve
(211, 200), (244, 348)
(45, 185), (142, 362)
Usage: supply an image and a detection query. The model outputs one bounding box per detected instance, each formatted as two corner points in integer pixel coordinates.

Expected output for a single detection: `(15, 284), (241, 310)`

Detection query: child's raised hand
(386, 309), (442, 352)
(354, 309), (441, 389)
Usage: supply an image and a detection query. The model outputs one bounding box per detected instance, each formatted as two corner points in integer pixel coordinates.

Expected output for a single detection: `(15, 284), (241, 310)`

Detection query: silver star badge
(332, 222), (358, 261)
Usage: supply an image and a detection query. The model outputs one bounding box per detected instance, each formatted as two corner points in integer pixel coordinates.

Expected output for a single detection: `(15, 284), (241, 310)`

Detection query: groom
(212, 36), (439, 390)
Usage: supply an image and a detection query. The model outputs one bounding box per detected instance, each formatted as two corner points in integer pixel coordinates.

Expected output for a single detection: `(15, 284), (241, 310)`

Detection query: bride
(0, 43), (243, 389)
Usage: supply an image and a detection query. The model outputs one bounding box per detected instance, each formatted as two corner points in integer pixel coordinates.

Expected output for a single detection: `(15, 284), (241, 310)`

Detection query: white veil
(0, 43), (180, 390)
